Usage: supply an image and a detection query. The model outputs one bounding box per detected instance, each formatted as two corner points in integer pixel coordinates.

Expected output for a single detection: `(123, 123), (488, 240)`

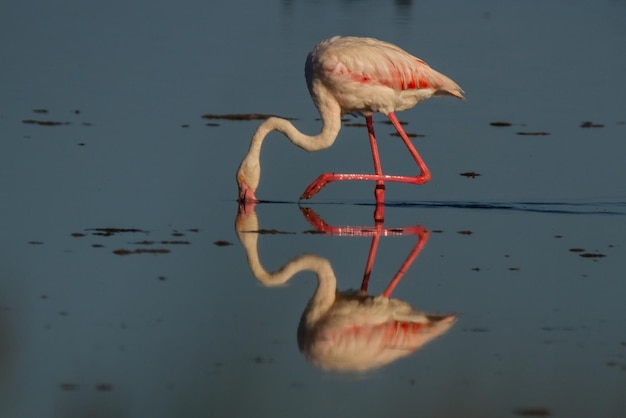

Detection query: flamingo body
(306, 36), (463, 116)
(237, 36), (463, 207)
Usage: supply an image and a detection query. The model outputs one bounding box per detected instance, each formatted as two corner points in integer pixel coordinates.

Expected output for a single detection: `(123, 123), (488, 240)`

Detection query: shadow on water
(382, 199), (626, 216)
(248, 198), (626, 216)
(235, 205), (456, 373)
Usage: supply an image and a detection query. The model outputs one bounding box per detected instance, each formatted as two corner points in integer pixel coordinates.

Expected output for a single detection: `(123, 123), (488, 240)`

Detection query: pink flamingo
(236, 208), (456, 372)
(237, 36), (464, 208)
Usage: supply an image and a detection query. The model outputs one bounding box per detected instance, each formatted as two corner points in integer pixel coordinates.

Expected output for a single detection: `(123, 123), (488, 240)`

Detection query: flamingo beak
(238, 178), (259, 203)
(238, 179), (259, 215)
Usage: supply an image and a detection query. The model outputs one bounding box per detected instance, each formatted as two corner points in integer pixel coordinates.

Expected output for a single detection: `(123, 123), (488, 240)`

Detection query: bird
(236, 35), (464, 205)
(236, 209), (456, 372)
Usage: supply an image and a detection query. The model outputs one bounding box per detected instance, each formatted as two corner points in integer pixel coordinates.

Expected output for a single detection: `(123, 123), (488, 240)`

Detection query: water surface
(1, 0), (625, 417)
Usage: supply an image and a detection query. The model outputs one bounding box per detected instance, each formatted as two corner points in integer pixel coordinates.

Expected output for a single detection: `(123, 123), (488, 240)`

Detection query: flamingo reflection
(235, 208), (456, 372)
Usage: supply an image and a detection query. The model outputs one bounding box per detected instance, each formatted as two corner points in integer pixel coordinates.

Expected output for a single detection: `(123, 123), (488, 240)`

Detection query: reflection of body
(237, 36), (464, 212)
(236, 210), (456, 372)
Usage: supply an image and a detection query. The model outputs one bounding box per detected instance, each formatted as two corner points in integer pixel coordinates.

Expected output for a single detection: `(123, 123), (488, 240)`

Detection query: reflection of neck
(236, 212), (337, 325)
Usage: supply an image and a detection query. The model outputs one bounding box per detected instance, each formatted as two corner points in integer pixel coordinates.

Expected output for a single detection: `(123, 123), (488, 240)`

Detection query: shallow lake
(1, 0), (625, 417)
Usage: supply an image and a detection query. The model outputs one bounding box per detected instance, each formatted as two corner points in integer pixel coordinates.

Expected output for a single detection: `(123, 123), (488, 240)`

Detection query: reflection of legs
(382, 227), (429, 298)
(360, 232), (381, 293)
(299, 207), (430, 297)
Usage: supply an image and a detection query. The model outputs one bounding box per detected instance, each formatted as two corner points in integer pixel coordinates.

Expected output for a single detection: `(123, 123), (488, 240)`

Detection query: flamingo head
(236, 156), (260, 203)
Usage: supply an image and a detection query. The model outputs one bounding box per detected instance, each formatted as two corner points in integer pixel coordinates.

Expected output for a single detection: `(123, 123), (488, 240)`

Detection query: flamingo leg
(381, 226), (429, 298)
(360, 229), (382, 293)
(386, 112), (431, 183)
(366, 116), (386, 221)
(300, 112), (431, 201)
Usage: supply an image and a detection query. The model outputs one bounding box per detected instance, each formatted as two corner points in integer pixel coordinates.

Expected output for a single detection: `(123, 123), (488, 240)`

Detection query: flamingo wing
(308, 36), (464, 100)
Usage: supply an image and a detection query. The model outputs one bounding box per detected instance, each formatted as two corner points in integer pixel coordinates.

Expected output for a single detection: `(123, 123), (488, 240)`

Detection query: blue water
(1, 0), (625, 417)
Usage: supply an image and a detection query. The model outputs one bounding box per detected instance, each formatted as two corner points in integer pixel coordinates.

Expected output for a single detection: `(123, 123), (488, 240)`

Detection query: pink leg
(299, 207), (429, 298)
(366, 116), (386, 221)
(381, 226), (429, 298)
(300, 112), (431, 200)
(360, 231), (381, 293)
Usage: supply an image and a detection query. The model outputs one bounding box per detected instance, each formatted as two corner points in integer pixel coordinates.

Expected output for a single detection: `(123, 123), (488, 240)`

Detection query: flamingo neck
(237, 96), (342, 192)
(256, 96), (342, 151)
(236, 212), (337, 324)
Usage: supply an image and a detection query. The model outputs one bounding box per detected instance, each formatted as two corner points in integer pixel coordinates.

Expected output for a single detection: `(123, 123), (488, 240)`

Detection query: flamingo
(236, 209), (456, 372)
(237, 35), (464, 208)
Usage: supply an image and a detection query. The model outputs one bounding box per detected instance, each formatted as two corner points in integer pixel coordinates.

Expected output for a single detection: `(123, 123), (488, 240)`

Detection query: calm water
(1, 0), (625, 417)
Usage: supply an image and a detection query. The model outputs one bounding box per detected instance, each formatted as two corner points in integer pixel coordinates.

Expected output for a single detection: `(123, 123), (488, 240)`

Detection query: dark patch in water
(160, 240), (190, 245)
(113, 248), (170, 255)
(390, 132), (424, 138)
(131, 240), (154, 245)
(33, 109), (49, 114)
(517, 131), (550, 136)
(579, 252), (606, 258)
(460, 171), (480, 178)
(22, 119), (68, 126)
(202, 113), (296, 121)
(60, 383), (80, 391)
(28, 241), (44, 245)
(214, 240), (233, 246)
(457, 230), (473, 235)
(71, 232), (85, 237)
(513, 407), (551, 416)
(580, 121), (604, 128)
(87, 228), (148, 236)
(569, 248), (585, 253)
(95, 383), (113, 392)
(490, 121), (512, 127)
(344, 122), (367, 127)
(382, 119), (408, 125)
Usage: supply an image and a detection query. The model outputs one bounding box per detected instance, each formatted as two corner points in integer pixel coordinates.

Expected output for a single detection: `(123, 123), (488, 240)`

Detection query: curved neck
(253, 96), (342, 152)
(236, 212), (337, 324)
(237, 93), (342, 192)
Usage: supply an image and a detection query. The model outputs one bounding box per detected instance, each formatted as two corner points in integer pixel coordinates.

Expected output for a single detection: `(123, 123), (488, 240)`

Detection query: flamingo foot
(300, 173), (333, 200)
(300, 171), (432, 201)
